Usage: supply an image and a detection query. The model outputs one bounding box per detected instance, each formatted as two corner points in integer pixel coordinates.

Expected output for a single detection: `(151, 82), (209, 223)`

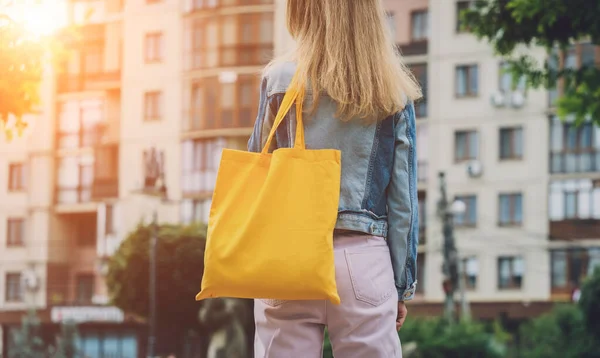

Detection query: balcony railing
(188, 0), (274, 12)
(56, 186), (93, 205)
(398, 40), (428, 56)
(550, 219), (600, 240)
(92, 179), (118, 199)
(57, 71), (121, 93)
(188, 44), (273, 71)
(550, 151), (600, 174)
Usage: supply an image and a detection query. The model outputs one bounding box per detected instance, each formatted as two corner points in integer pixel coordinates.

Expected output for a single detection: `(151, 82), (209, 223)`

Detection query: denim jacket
(248, 62), (419, 301)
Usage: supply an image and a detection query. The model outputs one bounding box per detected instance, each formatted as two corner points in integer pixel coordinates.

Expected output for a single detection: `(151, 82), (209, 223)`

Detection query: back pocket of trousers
(344, 246), (395, 307)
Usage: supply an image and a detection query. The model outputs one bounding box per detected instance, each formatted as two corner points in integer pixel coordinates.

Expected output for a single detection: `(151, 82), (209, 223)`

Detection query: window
(454, 195), (477, 226)
(57, 155), (94, 204)
(105, 204), (115, 235)
(385, 12), (396, 38)
(181, 199), (212, 224)
(456, 65), (478, 97)
(145, 32), (163, 63)
(416, 253), (425, 294)
(5, 273), (23, 302)
(418, 195), (426, 237)
(189, 75), (259, 131)
(189, 14), (273, 69)
(499, 127), (523, 160)
(498, 256), (524, 289)
(499, 62), (526, 93)
(551, 248), (600, 291)
(456, 1), (471, 32)
(409, 63), (427, 118)
(454, 130), (478, 162)
(549, 117), (598, 174)
(57, 99), (103, 149)
(549, 179), (600, 221)
(75, 214), (97, 247)
(144, 91), (163, 121)
(76, 274), (95, 304)
(499, 193), (523, 226)
(550, 43), (600, 106)
(6, 218), (25, 247)
(181, 138), (227, 195)
(82, 47), (103, 75)
(462, 256), (478, 289)
(8, 163), (26, 191)
(564, 191), (578, 219)
(411, 10), (428, 41)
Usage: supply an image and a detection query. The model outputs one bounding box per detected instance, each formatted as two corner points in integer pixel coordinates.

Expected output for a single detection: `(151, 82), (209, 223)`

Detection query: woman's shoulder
(262, 61), (297, 97)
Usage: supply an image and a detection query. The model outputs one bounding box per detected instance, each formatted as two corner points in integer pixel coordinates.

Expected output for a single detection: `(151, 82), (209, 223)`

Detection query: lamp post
(139, 147), (168, 358)
(437, 172), (469, 322)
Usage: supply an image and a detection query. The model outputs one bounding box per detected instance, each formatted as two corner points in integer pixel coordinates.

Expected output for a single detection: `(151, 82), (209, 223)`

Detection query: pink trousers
(254, 233), (402, 358)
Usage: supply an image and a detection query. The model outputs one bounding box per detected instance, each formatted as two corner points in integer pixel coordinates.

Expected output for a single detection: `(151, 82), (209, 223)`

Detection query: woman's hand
(396, 301), (408, 331)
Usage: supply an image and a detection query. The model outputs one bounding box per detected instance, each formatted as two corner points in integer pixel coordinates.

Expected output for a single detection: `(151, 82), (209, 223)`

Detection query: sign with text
(51, 306), (125, 323)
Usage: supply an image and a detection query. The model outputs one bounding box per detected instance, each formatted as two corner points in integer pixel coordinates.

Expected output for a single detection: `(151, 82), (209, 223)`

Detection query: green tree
(106, 222), (208, 355)
(0, 15), (44, 140)
(54, 320), (80, 358)
(518, 304), (600, 358)
(579, 266), (600, 340)
(9, 310), (47, 358)
(463, 0), (600, 125)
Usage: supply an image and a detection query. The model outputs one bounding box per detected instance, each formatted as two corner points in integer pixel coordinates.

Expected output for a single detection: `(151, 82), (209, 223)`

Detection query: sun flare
(3, 0), (68, 37)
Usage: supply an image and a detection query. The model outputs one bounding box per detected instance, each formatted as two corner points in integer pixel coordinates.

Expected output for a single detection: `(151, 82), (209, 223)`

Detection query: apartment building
(2, 0), (600, 355)
(1, 0), (274, 356)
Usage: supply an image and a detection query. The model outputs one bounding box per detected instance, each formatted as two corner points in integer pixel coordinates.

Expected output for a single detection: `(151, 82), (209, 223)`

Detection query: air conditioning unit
(490, 92), (506, 107)
(466, 160), (483, 178)
(510, 91), (526, 108)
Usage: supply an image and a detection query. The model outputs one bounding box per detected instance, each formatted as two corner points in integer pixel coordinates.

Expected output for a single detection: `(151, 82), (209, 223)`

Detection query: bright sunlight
(2, 0), (68, 36)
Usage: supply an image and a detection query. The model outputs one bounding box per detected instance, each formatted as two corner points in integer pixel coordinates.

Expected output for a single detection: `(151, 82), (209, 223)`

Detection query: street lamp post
(437, 172), (469, 322)
(139, 147), (168, 358)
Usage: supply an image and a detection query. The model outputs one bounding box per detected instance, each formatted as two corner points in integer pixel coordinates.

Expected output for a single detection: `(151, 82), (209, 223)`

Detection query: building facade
(0, 0), (274, 356)
(2, 0), (600, 355)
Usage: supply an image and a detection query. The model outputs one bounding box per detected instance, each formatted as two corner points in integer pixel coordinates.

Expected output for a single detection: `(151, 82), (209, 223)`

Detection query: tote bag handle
(261, 74), (306, 154)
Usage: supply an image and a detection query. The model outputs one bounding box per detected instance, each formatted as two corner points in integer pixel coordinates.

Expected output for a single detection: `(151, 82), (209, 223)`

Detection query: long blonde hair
(280, 0), (422, 121)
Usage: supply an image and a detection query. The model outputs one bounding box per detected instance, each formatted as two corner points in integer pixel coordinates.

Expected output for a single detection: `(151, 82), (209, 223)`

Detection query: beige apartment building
(1, 0), (600, 355)
(1, 0), (274, 356)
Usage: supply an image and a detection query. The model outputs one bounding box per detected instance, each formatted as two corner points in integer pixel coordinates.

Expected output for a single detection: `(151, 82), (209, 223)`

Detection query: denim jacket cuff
(398, 281), (417, 301)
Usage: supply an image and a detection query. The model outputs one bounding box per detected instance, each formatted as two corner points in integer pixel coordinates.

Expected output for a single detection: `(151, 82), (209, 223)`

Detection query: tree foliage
(0, 15), (44, 140)
(463, 0), (600, 125)
(53, 321), (80, 358)
(9, 310), (47, 358)
(518, 304), (600, 358)
(579, 266), (600, 341)
(105, 222), (208, 354)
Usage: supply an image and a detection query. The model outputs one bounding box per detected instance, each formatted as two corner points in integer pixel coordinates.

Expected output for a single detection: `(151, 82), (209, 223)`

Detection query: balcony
(92, 145), (119, 200)
(550, 219), (600, 241)
(398, 40), (428, 56)
(56, 185), (93, 205)
(187, 44), (273, 71)
(550, 151), (600, 174)
(57, 72), (121, 93)
(186, 0), (274, 13)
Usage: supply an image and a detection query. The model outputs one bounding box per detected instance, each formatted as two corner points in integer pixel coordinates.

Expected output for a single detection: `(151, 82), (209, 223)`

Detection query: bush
(518, 304), (600, 358)
(579, 266), (600, 341)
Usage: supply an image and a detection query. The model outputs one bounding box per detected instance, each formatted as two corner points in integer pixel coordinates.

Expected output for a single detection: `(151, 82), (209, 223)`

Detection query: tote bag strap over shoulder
(261, 74), (306, 154)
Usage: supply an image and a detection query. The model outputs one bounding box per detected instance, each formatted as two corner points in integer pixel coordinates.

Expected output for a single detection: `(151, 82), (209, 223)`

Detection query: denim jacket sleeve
(387, 102), (419, 301)
(248, 76), (280, 153)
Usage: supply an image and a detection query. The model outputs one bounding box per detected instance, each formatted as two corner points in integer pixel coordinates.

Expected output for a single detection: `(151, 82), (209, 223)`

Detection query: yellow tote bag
(196, 77), (341, 304)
